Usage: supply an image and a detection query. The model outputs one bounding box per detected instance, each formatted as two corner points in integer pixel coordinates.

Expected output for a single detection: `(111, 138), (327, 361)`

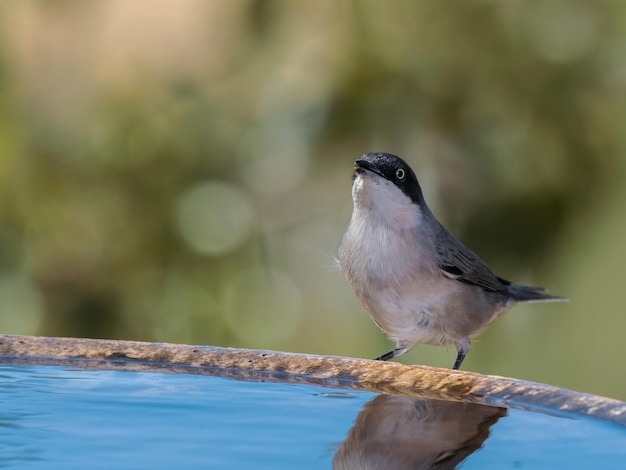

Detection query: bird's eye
(395, 168), (405, 180)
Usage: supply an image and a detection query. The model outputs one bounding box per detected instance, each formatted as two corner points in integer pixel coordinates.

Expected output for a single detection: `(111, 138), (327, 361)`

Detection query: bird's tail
(508, 283), (569, 303)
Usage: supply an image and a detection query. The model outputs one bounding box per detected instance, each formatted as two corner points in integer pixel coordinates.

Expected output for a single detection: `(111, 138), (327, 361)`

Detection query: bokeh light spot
(176, 181), (254, 256)
(526, 1), (598, 63)
(223, 266), (302, 347)
(0, 276), (44, 334)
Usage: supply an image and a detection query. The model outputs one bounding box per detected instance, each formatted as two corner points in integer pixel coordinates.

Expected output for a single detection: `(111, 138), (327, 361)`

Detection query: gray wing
(434, 230), (510, 293)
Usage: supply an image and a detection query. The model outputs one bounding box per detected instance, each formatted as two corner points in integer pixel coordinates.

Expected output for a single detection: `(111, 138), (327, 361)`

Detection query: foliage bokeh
(0, 1), (624, 399)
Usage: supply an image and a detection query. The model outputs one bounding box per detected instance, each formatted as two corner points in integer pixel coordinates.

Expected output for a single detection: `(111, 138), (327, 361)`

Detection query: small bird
(338, 152), (567, 370)
(333, 394), (506, 469)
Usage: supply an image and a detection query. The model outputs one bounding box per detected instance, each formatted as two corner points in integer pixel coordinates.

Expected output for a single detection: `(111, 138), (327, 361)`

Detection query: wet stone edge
(0, 334), (624, 426)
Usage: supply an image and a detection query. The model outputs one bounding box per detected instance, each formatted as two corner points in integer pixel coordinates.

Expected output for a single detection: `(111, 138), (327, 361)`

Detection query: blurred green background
(0, 1), (624, 399)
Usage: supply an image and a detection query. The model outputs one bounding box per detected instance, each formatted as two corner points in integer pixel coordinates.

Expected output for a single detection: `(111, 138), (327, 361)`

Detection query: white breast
(342, 172), (436, 280)
(339, 172), (448, 346)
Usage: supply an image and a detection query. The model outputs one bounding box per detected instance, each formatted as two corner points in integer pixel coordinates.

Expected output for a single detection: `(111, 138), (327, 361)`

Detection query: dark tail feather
(508, 284), (569, 303)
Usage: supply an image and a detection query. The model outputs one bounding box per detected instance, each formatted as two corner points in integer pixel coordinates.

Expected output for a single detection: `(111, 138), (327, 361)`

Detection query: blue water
(0, 365), (624, 469)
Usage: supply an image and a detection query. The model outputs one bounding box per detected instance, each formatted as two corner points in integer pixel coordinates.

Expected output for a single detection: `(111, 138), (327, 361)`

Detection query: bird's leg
(374, 347), (407, 361)
(374, 350), (395, 361)
(452, 339), (470, 370)
(452, 351), (466, 370)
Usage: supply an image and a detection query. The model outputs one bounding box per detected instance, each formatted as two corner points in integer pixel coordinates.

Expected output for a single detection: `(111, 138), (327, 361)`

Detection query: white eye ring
(395, 168), (405, 180)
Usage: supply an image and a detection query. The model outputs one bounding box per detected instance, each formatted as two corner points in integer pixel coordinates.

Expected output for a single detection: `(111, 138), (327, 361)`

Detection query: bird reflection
(333, 394), (506, 469)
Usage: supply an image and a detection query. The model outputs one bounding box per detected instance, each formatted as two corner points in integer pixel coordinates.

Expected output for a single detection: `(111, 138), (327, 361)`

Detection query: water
(1, 365), (624, 469)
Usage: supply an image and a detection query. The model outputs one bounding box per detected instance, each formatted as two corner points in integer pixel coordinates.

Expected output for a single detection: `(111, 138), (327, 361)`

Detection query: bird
(337, 152), (567, 370)
(333, 394), (506, 469)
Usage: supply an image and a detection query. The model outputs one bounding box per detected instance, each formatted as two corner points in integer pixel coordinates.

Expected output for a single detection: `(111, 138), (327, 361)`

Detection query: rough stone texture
(0, 334), (624, 426)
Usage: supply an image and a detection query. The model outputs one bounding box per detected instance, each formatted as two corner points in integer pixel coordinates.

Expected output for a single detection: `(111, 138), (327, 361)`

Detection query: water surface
(1, 365), (624, 469)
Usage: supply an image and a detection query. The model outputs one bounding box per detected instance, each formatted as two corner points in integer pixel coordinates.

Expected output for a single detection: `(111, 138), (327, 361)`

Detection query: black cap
(355, 152), (424, 205)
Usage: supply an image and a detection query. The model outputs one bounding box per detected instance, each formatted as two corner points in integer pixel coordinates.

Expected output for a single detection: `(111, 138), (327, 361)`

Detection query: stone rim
(0, 334), (624, 426)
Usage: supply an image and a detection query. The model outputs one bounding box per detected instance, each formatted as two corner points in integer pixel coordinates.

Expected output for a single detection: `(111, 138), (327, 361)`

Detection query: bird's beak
(354, 159), (384, 177)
